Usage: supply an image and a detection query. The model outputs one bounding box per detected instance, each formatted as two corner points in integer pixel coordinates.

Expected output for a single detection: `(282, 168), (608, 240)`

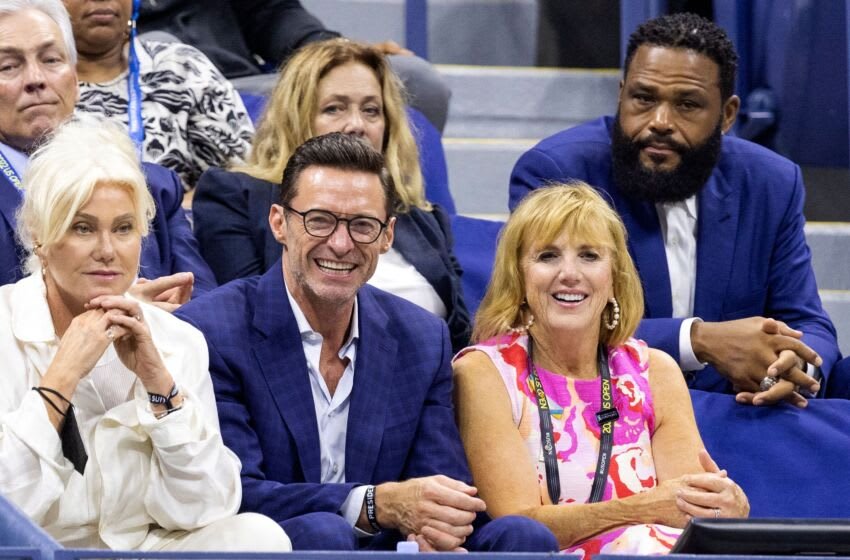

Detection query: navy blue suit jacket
(192, 167), (471, 352)
(0, 162), (216, 292)
(175, 262), (472, 524)
(509, 116), (840, 392)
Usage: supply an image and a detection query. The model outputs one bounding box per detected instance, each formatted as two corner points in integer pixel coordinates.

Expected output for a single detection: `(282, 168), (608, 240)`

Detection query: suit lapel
(250, 263), (323, 482)
(615, 195), (673, 318)
(695, 172), (739, 318)
(345, 287), (396, 483)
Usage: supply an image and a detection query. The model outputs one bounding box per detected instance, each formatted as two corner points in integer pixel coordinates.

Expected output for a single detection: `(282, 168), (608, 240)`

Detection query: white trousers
(141, 513), (291, 552)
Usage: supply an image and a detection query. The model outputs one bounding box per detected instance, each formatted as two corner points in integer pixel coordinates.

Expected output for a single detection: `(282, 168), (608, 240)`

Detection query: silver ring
(759, 375), (778, 392)
(106, 327), (114, 341)
(714, 508), (720, 519)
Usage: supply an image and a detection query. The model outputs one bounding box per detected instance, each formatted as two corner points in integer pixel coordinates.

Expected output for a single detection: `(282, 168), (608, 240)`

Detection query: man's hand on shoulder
(361, 475), (485, 551)
(372, 40), (414, 56)
(129, 272), (194, 313)
(691, 317), (821, 406)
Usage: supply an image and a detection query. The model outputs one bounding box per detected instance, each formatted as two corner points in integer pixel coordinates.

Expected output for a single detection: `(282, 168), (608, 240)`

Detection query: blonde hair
(238, 38), (429, 212)
(473, 182), (644, 347)
(16, 115), (154, 274)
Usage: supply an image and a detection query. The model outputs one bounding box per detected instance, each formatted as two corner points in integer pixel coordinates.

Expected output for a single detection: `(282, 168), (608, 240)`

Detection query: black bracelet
(148, 383), (179, 409)
(32, 387), (69, 417)
(364, 485), (381, 532)
(149, 383), (182, 419)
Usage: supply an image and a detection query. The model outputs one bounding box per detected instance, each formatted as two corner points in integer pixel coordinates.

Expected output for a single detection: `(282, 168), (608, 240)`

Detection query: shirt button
(332, 464), (339, 474)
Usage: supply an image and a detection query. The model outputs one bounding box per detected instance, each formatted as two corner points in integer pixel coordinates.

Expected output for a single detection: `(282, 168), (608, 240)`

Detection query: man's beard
(611, 114), (723, 203)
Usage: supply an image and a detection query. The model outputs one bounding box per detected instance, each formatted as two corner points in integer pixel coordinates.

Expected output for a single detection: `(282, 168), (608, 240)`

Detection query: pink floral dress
(457, 333), (681, 558)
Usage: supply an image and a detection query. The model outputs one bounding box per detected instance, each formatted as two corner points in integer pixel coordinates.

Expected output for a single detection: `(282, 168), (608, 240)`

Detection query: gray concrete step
(820, 290), (850, 354)
(302, 0), (405, 46)
(428, 0), (537, 66)
(440, 65), (620, 139)
(444, 137), (533, 215)
(440, 66), (620, 215)
(301, 0), (538, 66)
(806, 223), (850, 292)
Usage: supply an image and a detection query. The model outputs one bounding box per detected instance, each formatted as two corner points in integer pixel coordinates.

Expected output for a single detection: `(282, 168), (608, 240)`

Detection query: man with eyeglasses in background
(175, 132), (557, 553)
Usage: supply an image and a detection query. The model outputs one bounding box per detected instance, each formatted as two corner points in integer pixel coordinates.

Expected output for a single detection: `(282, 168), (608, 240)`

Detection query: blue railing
(0, 550), (41, 560)
(54, 553), (555, 560)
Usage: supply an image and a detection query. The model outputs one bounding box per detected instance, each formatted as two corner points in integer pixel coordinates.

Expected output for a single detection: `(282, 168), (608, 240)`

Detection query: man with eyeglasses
(176, 133), (557, 553)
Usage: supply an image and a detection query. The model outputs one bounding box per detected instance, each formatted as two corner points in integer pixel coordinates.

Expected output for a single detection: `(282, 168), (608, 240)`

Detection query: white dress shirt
(0, 274), (242, 549)
(284, 283), (371, 535)
(656, 196), (705, 372)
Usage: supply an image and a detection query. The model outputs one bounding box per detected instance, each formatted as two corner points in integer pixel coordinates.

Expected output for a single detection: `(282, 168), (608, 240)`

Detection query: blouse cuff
(8, 390), (65, 463)
(134, 382), (201, 448)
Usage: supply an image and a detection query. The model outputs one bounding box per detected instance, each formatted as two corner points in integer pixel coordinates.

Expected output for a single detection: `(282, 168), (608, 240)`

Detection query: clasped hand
(692, 317), (821, 407)
(648, 450), (749, 528)
(49, 295), (172, 395)
(673, 450), (749, 522)
(375, 475), (485, 552)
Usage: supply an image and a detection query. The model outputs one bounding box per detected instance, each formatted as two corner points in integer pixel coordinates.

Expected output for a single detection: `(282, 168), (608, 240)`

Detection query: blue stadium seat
(0, 494), (61, 555)
(450, 214), (503, 316)
(406, 107), (456, 214)
(238, 92), (268, 125)
(691, 390), (850, 518)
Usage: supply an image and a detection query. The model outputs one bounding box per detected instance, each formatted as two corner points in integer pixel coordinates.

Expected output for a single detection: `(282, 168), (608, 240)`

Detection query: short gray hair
(16, 115), (154, 275)
(0, 0), (77, 65)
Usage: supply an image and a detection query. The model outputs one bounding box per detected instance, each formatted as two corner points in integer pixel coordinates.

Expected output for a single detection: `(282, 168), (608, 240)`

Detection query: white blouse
(0, 274), (242, 549)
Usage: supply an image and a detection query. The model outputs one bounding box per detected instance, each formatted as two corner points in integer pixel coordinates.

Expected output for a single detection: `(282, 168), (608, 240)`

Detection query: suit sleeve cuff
(342, 484), (376, 538)
(680, 317), (707, 372)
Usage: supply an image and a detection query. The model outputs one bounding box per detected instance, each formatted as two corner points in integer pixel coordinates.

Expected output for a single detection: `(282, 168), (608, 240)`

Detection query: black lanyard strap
(589, 346), (617, 502)
(526, 337), (618, 505)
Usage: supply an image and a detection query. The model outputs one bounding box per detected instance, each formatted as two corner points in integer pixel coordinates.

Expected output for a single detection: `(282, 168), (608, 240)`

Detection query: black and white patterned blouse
(77, 39), (254, 191)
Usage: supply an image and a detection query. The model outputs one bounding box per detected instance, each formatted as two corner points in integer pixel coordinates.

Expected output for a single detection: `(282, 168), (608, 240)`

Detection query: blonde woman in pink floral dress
(453, 184), (749, 558)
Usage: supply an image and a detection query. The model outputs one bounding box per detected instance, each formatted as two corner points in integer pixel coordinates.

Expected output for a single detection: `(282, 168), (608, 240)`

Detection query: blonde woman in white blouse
(0, 117), (290, 551)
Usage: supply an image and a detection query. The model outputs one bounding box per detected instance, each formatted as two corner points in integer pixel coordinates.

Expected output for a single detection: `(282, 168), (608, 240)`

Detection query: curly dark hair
(624, 12), (738, 100)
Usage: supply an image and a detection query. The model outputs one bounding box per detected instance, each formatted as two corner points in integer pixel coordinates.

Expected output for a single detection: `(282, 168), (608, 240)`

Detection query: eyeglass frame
(283, 204), (391, 244)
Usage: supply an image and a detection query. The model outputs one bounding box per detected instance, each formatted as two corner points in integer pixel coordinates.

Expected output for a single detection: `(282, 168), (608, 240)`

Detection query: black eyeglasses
(284, 205), (389, 244)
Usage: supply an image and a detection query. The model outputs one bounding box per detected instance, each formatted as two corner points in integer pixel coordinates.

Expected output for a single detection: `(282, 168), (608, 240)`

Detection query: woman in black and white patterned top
(66, 0), (254, 192)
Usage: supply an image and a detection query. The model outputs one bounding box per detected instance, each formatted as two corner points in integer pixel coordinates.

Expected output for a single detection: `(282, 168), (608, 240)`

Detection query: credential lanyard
(0, 149), (24, 193)
(527, 337), (618, 505)
(127, 0), (144, 153)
